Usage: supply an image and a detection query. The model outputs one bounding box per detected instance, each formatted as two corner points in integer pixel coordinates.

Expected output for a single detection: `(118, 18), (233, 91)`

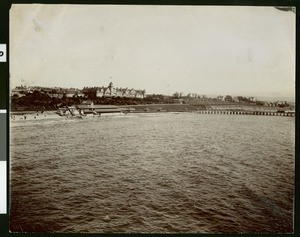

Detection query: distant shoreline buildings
(11, 82), (146, 99)
(11, 82), (292, 108)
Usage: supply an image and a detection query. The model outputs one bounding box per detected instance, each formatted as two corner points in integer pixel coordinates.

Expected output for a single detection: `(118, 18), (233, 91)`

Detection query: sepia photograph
(9, 4), (295, 233)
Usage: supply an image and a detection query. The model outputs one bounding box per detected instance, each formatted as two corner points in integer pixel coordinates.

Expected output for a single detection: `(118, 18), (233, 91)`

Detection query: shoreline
(11, 103), (294, 113)
(10, 109), (295, 122)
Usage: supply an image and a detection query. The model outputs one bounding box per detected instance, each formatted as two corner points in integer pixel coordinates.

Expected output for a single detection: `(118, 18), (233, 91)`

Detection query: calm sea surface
(10, 113), (295, 233)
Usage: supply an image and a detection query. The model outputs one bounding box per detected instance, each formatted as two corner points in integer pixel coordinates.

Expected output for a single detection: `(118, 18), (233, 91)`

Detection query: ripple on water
(10, 114), (295, 233)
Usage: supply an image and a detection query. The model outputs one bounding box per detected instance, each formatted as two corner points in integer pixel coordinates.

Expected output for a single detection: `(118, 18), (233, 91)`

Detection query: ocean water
(9, 113), (295, 233)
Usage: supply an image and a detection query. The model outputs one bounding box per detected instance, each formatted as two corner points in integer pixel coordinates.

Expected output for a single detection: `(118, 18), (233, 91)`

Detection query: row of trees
(11, 90), (290, 111)
(11, 91), (170, 111)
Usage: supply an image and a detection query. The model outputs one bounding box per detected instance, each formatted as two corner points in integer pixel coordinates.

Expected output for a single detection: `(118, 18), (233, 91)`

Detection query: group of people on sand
(11, 108), (47, 120)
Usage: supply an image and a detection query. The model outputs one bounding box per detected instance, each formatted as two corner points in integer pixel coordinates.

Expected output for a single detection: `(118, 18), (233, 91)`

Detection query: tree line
(11, 90), (290, 111)
(11, 90), (179, 111)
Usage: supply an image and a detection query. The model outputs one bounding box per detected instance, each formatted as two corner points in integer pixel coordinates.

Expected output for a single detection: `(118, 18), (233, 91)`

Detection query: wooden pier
(189, 110), (295, 117)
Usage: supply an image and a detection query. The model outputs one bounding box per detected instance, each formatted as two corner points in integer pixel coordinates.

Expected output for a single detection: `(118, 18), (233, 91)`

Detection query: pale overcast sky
(10, 4), (295, 98)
